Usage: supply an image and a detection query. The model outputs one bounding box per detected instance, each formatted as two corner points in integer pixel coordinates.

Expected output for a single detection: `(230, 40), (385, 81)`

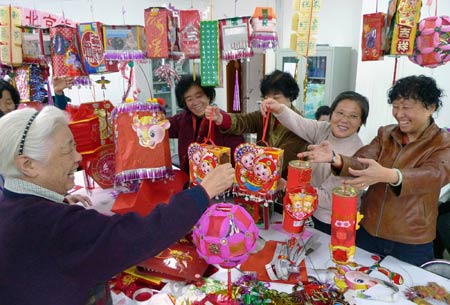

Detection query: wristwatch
(329, 150), (337, 164)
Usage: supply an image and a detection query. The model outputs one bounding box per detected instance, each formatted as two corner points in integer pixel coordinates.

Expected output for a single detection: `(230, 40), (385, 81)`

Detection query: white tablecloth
(70, 171), (450, 305)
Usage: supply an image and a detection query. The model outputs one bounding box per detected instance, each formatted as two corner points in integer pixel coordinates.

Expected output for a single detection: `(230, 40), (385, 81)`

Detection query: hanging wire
(89, 0), (95, 21)
(137, 62), (153, 99)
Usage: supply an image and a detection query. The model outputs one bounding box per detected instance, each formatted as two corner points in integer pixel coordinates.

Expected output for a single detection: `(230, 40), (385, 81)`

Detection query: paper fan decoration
(409, 16), (450, 68)
(192, 203), (258, 268)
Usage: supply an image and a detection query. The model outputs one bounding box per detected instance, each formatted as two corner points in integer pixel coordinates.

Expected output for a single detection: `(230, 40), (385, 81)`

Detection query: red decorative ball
(192, 203), (259, 268)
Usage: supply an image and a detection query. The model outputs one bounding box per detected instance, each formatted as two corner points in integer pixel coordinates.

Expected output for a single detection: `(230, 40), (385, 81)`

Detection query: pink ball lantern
(192, 203), (259, 269)
(409, 16), (450, 68)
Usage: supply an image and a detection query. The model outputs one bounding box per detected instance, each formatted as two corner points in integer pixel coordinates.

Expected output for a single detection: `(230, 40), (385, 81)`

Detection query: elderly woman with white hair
(0, 106), (235, 305)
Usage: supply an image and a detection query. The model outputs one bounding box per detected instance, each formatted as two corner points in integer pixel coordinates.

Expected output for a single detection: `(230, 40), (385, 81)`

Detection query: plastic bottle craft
(409, 16), (450, 68)
(330, 185), (363, 265)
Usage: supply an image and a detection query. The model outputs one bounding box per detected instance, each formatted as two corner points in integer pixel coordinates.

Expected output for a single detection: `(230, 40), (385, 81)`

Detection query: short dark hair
(260, 70), (299, 101)
(175, 75), (216, 110)
(0, 79), (20, 107)
(315, 105), (331, 120)
(388, 75), (443, 111)
(330, 91), (370, 130)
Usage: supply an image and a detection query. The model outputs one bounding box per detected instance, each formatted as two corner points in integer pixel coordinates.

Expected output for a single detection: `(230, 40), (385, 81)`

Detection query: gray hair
(0, 106), (69, 178)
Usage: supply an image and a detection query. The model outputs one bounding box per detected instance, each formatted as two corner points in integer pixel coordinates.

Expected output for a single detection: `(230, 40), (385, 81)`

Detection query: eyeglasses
(332, 111), (361, 122)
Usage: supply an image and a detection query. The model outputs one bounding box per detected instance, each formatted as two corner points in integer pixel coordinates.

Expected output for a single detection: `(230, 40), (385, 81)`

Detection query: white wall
(356, 0), (450, 144)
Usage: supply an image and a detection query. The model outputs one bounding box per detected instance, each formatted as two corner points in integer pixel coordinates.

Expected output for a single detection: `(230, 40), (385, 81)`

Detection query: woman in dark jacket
(169, 75), (244, 174)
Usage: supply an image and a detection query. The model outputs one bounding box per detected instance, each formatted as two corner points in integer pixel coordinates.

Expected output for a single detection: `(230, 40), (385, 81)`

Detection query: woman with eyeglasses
(296, 75), (450, 266)
(260, 91), (370, 234)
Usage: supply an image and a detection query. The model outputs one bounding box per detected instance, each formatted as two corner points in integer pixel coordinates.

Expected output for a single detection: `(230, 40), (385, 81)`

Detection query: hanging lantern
(192, 203), (259, 269)
(409, 16), (450, 68)
(250, 7), (279, 52)
(112, 98), (172, 193)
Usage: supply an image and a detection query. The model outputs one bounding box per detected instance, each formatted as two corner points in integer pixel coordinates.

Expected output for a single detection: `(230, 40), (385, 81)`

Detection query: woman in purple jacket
(170, 75), (244, 174)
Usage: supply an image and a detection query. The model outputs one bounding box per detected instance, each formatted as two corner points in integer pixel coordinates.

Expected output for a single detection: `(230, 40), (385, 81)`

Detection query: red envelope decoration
(361, 13), (386, 61)
(138, 238), (209, 282)
(112, 170), (188, 216)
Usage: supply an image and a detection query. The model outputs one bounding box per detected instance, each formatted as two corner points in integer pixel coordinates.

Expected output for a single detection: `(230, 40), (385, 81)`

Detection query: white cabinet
(276, 46), (352, 119)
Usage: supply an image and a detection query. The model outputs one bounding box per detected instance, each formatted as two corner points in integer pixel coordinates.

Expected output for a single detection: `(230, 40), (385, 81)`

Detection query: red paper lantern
(192, 203), (259, 268)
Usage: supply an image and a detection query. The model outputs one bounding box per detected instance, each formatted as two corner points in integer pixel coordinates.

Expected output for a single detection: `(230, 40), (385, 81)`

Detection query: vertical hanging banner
(385, 0), (422, 56)
(290, 0), (321, 56)
(179, 9), (201, 59)
(0, 6), (22, 66)
(200, 20), (221, 86)
(144, 7), (180, 59)
(361, 13), (386, 61)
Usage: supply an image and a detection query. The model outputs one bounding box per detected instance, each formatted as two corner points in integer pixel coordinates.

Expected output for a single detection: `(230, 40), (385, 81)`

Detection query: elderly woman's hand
(64, 194), (92, 207)
(260, 98), (284, 116)
(200, 163), (235, 198)
(204, 105), (223, 125)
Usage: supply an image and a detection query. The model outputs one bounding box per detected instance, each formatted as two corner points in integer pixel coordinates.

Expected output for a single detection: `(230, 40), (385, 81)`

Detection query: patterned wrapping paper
(50, 25), (90, 85)
(112, 99), (173, 192)
(385, 0), (422, 56)
(77, 22), (107, 74)
(361, 13), (386, 61)
(188, 143), (230, 187)
(219, 16), (253, 61)
(102, 25), (146, 61)
(290, 0), (321, 56)
(200, 20), (221, 87)
(144, 7), (179, 59)
(0, 6), (22, 66)
(14, 65), (49, 102)
(179, 9), (201, 59)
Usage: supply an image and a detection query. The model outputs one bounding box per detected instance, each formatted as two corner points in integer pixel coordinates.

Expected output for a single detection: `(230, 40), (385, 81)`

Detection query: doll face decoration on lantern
(241, 155), (279, 192)
(132, 115), (170, 148)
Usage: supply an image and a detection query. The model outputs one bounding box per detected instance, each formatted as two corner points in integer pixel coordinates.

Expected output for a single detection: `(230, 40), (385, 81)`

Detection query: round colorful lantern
(409, 16), (450, 68)
(192, 203), (259, 269)
(282, 184), (318, 234)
